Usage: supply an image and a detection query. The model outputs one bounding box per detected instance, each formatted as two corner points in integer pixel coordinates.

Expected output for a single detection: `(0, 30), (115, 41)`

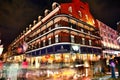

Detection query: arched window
(85, 14), (88, 20)
(68, 6), (72, 13)
(92, 19), (95, 24)
(78, 11), (82, 17)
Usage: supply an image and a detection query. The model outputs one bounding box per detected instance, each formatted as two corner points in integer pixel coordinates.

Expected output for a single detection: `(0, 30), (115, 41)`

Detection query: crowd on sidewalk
(92, 56), (120, 79)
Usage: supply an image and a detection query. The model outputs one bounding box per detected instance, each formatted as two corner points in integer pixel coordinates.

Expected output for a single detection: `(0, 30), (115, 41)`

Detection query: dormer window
(85, 14), (88, 20)
(92, 19), (95, 24)
(78, 11), (82, 17)
(68, 6), (72, 13)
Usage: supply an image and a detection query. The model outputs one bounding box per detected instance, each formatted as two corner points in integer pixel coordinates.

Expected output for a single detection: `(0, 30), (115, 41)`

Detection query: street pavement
(92, 72), (119, 80)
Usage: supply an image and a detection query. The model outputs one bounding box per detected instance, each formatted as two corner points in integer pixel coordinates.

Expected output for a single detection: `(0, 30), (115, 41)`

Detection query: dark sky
(0, 0), (120, 52)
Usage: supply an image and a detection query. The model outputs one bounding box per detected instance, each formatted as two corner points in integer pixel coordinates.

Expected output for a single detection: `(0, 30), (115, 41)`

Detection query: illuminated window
(49, 27), (51, 31)
(88, 31), (90, 34)
(92, 19), (95, 24)
(55, 35), (59, 43)
(55, 24), (58, 27)
(43, 30), (46, 34)
(68, 6), (72, 13)
(85, 14), (88, 20)
(89, 40), (92, 46)
(43, 40), (46, 46)
(82, 38), (85, 45)
(71, 35), (75, 43)
(81, 28), (84, 32)
(78, 11), (82, 17)
(49, 38), (51, 45)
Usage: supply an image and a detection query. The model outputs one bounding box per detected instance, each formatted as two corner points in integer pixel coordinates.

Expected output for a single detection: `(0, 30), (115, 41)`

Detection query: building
(117, 21), (120, 34)
(97, 20), (120, 58)
(8, 0), (102, 68)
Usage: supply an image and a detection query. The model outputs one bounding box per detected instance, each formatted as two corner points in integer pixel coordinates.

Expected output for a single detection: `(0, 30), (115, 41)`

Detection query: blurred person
(114, 57), (120, 78)
(0, 58), (3, 70)
(110, 59), (116, 78)
(21, 58), (28, 80)
(0, 58), (3, 79)
(7, 62), (20, 80)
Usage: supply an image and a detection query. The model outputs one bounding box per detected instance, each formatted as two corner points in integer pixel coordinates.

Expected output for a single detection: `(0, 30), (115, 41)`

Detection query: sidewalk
(92, 72), (118, 80)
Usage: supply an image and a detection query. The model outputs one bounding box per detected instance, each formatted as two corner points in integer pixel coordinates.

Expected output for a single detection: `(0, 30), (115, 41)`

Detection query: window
(78, 11), (82, 17)
(89, 40), (92, 46)
(55, 24), (58, 27)
(82, 38), (85, 45)
(69, 23), (72, 28)
(55, 35), (59, 43)
(43, 40), (46, 46)
(49, 27), (51, 31)
(43, 30), (46, 34)
(49, 38), (51, 45)
(85, 14), (88, 20)
(92, 19), (95, 24)
(71, 35), (75, 43)
(68, 6), (72, 13)
(88, 31), (90, 34)
(81, 28), (84, 32)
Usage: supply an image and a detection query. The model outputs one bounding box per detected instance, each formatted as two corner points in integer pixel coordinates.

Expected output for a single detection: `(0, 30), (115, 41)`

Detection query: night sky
(0, 0), (120, 52)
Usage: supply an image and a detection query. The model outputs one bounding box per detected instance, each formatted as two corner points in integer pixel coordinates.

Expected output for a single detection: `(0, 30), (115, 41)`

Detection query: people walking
(7, 62), (19, 80)
(0, 58), (3, 79)
(21, 58), (28, 80)
(114, 57), (120, 78)
(110, 59), (116, 78)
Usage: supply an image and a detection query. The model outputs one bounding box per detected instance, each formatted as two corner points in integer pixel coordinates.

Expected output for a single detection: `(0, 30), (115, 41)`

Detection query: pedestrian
(114, 57), (120, 78)
(0, 58), (3, 79)
(7, 62), (19, 80)
(21, 58), (28, 80)
(110, 59), (116, 78)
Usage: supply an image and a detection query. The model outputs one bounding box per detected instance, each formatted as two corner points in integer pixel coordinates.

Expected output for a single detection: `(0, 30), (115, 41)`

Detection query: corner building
(9, 0), (102, 68)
